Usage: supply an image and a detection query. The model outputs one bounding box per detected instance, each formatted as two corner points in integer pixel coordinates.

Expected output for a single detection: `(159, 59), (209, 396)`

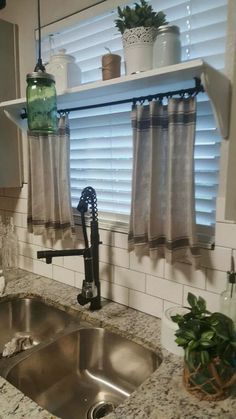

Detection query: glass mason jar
(26, 72), (58, 133)
(153, 25), (181, 68)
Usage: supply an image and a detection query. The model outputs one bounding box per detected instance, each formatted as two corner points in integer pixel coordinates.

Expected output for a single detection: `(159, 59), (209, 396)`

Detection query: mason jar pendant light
(26, 0), (58, 133)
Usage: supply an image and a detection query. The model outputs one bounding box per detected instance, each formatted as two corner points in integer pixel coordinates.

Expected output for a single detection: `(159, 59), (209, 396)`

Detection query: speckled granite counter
(0, 269), (236, 419)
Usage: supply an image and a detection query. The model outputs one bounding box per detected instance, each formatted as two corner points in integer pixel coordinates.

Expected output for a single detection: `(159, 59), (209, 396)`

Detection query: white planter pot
(122, 27), (157, 75)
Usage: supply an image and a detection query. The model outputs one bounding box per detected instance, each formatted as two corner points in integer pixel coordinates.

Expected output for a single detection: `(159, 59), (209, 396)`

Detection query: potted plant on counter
(115, 0), (167, 74)
(172, 292), (236, 401)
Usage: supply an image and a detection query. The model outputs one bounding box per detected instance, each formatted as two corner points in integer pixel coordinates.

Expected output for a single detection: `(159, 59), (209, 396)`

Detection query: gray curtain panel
(27, 115), (75, 239)
(128, 97), (200, 267)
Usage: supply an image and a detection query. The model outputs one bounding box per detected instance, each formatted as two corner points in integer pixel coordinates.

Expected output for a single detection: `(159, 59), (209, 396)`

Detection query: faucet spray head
(81, 281), (98, 299)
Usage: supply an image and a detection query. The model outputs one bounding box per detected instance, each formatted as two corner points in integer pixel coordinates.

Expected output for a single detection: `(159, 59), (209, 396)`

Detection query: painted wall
(0, 0), (236, 318)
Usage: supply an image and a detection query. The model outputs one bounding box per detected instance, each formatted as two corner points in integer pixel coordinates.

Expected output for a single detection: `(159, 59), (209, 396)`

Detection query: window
(41, 0), (228, 241)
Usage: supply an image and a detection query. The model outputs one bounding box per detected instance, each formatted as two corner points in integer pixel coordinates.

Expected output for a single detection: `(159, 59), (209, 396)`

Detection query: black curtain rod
(58, 78), (204, 115)
(21, 77), (204, 119)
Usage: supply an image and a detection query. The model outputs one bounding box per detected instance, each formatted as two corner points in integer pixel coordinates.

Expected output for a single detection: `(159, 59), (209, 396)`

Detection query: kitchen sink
(5, 327), (161, 419)
(0, 297), (74, 355)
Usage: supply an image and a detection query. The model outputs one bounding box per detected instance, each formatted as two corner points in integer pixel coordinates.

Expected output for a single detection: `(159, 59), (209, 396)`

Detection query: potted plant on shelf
(115, 0), (167, 74)
(172, 292), (236, 401)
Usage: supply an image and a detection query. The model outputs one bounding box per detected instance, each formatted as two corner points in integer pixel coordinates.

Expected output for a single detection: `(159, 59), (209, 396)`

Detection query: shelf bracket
(201, 64), (231, 139)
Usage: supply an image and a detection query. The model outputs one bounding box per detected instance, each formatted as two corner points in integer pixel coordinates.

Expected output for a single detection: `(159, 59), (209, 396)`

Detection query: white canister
(153, 25), (181, 68)
(161, 306), (189, 356)
(46, 48), (81, 92)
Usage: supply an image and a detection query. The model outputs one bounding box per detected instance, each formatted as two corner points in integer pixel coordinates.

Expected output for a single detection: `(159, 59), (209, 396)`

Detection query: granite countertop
(0, 269), (236, 419)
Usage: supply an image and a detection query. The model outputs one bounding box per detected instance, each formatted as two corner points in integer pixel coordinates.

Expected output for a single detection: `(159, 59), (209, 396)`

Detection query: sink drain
(87, 401), (115, 419)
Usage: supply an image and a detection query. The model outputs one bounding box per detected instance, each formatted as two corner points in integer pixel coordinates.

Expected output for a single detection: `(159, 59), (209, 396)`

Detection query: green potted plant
(114, 0), (167, 74)
(172, 292), (236, 401)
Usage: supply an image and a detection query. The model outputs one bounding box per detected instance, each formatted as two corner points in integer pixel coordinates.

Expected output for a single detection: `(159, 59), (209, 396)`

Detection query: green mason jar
(26, 72), (58, 133)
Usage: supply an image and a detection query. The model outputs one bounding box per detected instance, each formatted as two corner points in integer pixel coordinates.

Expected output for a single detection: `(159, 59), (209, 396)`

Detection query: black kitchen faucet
(37, 186), (101, 311)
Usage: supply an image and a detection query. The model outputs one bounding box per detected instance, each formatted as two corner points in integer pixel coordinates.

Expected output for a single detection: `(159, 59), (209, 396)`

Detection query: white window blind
(41, 0), (228, 235)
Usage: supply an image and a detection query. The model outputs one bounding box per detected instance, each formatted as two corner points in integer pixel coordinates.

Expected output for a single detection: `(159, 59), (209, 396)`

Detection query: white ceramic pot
(122, 27), (158, 75)
(161, 306), (189, 356)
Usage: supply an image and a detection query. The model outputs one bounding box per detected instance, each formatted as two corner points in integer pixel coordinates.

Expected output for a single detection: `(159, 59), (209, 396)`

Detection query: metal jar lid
(157, 25), (180, 35)
(26, 71), (55, 82)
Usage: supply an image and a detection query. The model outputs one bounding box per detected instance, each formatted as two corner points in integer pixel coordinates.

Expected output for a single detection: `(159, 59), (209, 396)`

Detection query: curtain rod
(21, 77), (204, 119)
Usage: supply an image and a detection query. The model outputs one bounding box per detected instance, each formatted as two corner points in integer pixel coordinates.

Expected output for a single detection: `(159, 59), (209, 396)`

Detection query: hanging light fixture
(26, 0), (58, 133)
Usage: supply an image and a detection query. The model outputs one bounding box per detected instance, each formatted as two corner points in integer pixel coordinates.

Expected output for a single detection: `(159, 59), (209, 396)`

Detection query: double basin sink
(0, 297), (161, 419)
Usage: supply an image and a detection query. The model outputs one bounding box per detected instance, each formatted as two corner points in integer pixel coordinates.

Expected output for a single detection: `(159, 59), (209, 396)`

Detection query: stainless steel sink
(5, 327), (161, 419)
(0, 297), (73, 354)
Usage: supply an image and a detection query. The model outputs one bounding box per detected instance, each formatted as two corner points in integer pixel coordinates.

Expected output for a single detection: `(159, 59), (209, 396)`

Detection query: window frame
(38, 0), (228, 247)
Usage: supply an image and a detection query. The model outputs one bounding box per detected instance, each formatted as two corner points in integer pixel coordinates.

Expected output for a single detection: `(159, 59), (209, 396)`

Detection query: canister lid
(26, 71), (55, 82)
(157, 25), (180, 35)
(50, 48), (76, 62)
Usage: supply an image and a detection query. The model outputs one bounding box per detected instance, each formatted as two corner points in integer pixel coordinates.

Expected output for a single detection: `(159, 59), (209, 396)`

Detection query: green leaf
(199, 340), (215, 348)
(197, 296), (207, 312)
(175, 337), (188, 347)
(200, 350), (210, 365)
(187, 292), (198, 309)
(188, 339), (199, 351)
(171, 314), (183, 324)
(115, 0), (167, 32)
(184, 329), (197, 340)
(201, 331), (214, 340)
(117, 6), (123, 18)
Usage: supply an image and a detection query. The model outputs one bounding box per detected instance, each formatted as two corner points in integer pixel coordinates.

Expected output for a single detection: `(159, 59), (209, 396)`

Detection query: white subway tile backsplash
(112, 232), (128, 250)
(15, 226), (32, 244)
(15, 198), (28, 214)
(200, 246), (232, 272)
(129, 290), (163, 318)
(114, 266), (145, 292)
(99, 262), (113, 282)
(112, 247), (129, 268)
(33, 259), (52, 279)
(163, 299), (181, 316)
(5, 211), (23, 228)
(52, 265), (75, 287)
(21, 213), (28, 228)
(52, 256), (64, 268)
(5, 180), (236, 320)
(130, 252), (165, 277)
(18, 241), (36, 259)
(75, 271), (84, 289)
(164, 261), (206, 289)
(146, 275), (183, 304)
(99, 229), (113, 246)
(63, 255), (84, 272)
(32, 234), (53, 249)
(100, 280), (129, 306)
(18, 255), (34, 272)
(100, 245), (129, 268)
(183, 286), (220, 313)
(99, 244), (112, 264)
(206, 269), (227, 294)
